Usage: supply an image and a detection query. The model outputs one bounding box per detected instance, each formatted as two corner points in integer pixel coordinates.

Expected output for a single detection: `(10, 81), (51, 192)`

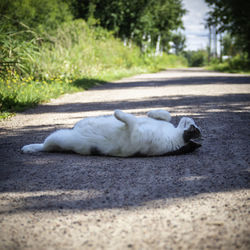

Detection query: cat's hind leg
(43, 129), (82, 152)
(22, 129), (83, 154)
(114, 110), (137, 127)
(21, 143), (44, 153)
(147, 110), (171, 122)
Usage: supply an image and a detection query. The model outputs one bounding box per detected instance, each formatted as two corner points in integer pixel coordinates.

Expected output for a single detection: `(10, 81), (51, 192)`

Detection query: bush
(208, 54), (250, 73)
(1, 19), (187, 80)
(0, 0), (73, 32)
(184, 50), (208, 67)
(0, 19), (187, 118)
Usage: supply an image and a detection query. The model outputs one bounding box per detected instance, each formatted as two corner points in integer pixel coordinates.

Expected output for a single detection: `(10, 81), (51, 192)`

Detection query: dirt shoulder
(0, 68), (250, 249)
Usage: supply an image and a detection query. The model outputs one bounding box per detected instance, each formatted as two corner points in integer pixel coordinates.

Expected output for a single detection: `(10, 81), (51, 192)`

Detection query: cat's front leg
(147, 110), (171, 122)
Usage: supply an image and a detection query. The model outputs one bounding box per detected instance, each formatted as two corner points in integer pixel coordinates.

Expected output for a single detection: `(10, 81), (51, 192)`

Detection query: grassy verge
(0, 68), (144, 119)
(206, 54), (250, 74)
(0, 20), (187, 120)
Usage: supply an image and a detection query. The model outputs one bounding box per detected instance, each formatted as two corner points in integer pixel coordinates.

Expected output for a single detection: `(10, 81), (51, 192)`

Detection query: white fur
(21, 110), (199, 157)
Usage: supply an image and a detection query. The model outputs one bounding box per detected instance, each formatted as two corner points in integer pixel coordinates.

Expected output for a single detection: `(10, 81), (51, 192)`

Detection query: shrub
(0, 19), (187, 118)
(207, 54), (250, 73)
(184, 50), (208, 67)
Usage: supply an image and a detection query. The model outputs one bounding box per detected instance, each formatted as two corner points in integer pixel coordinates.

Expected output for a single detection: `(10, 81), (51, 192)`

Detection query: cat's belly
(74, 116), (131, 156)
(73, 115), (178, 157)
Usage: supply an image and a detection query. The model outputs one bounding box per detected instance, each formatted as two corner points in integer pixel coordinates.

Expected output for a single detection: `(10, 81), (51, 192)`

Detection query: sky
(182, 0), (210, 51)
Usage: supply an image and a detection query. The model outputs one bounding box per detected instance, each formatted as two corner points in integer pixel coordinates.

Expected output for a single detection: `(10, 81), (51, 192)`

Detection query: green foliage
(0, 72), (81, 115)
(184, 50), (208, 67)
(208, 54), (250, 73)
(0, 0), (188, 118)
(171, 32), (186, 55)
(135, 0), (186, 47)
(0, 19), (187, 118)
(1, 0), (187, 54)
(73, 0), (186, 49)
(0, 0), (73, 32)
(205, 0), (250, 58)
(221, 33), (243, 57)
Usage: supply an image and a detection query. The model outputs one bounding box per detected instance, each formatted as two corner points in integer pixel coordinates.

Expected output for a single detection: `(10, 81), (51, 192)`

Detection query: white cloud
(182, 0), (210, 50)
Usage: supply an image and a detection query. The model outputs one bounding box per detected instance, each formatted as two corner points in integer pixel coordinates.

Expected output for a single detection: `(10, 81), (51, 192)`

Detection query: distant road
(1, 68), (250, 249)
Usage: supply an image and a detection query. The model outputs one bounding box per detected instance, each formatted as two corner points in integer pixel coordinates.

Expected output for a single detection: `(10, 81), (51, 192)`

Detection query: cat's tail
(21, 143), (44, 153)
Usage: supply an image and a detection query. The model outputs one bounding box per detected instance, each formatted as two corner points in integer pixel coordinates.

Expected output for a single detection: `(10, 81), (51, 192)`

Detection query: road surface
(0, 68), (250, 249)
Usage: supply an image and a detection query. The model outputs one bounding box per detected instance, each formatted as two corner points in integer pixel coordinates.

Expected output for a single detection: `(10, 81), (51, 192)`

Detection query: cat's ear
(183, 125), (201, 142)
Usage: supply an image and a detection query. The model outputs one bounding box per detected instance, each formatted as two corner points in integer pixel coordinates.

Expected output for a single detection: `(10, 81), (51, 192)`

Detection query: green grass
(0, 72), (100, 119)
(206, 54), (250, 74)
(0, 19), (187, 119)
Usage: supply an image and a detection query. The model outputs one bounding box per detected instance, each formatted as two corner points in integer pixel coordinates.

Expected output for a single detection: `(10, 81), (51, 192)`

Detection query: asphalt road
(0, 68), (250, 249)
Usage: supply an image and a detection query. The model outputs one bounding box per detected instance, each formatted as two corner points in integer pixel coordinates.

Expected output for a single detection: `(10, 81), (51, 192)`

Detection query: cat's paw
(147, 110), (171, 122)
(21, 144), (43, 153)
(114, 110), (125, 120)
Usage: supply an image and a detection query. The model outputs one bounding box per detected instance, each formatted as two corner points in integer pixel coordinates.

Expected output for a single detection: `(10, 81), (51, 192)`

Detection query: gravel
(0, 68), (250, 250)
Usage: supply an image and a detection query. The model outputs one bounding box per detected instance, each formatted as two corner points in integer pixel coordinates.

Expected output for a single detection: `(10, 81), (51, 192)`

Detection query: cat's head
(178, 117), (201, 143)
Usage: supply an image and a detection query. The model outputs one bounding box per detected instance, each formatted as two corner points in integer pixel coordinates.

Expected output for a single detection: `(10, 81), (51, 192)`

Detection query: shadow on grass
(72, 78), (106, 89)
(2, 71), (250, 117)
(0, 77), (108, 116)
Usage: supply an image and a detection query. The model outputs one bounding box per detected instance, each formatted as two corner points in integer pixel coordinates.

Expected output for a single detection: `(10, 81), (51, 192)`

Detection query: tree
(0, 0), (187, 53)
(171, 32), (186, 55)
(221, 33), (242, 57)
(130, 0), (186, 49)
(205, 0), (250, 58)
(0, 0), (73, 33)
(73, 0), (186, 49)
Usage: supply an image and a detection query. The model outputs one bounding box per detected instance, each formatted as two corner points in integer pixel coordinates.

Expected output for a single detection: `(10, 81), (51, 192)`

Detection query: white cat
(21, 109), (201, 157)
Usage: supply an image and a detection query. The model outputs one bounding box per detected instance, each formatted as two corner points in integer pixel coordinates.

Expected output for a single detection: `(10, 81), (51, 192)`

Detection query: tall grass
(0, 19), (187, 119)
